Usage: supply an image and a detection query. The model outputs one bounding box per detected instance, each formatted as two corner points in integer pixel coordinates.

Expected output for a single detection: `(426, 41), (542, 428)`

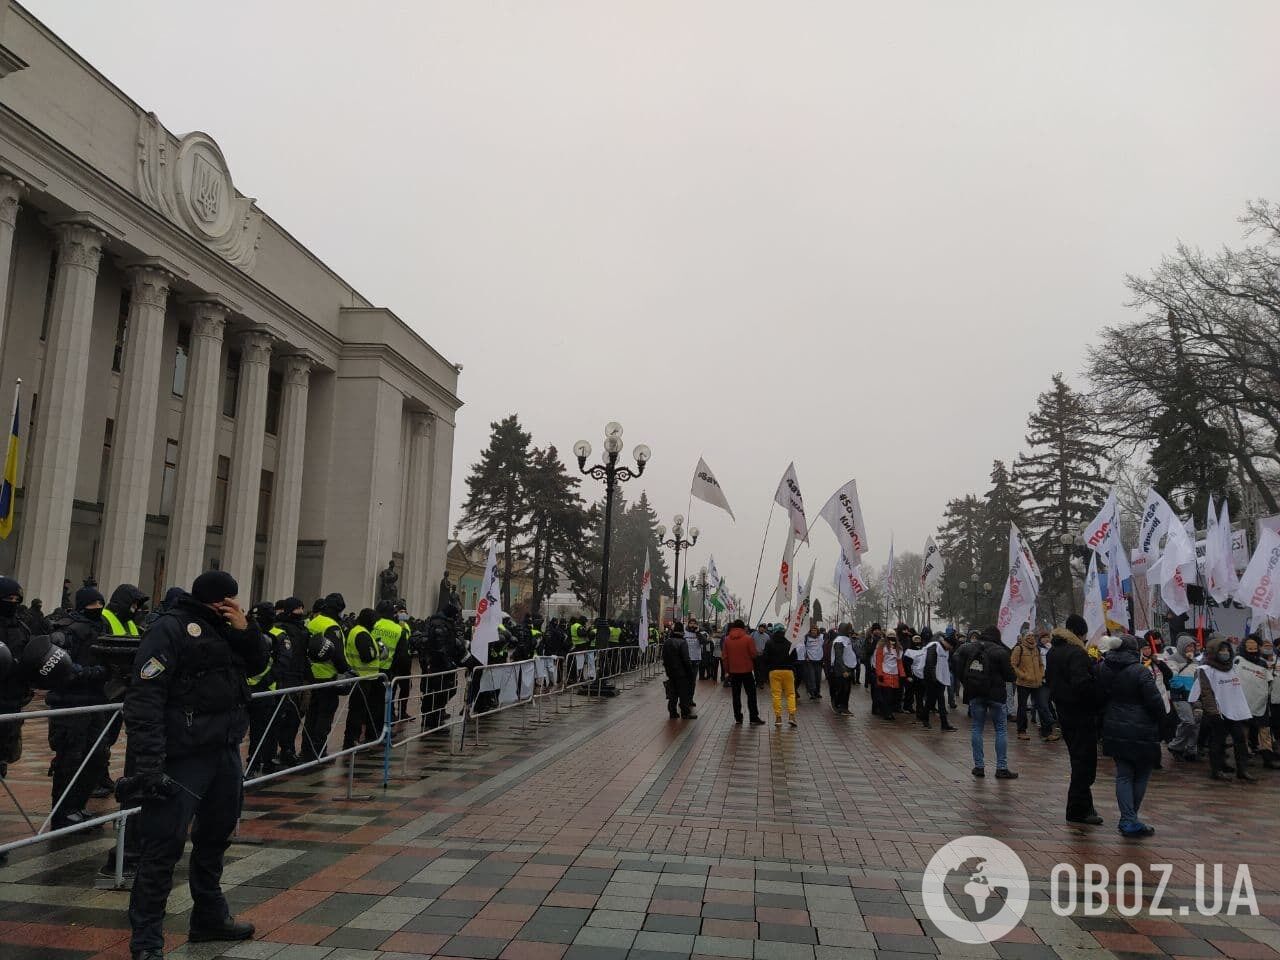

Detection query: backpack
(962, 643), (994, 693)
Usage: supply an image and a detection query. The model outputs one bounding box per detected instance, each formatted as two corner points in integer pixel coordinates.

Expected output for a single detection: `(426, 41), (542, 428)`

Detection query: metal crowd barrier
(0, 643), (660, 881)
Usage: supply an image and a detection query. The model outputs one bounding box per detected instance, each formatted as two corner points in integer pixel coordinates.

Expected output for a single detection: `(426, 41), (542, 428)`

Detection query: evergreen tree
(571, 490), (672, 620)
(457, 414), (532, 610)
(1015, 374), (1108, 613)
(936, 494), (982, 624)
(524, 444), (588, 618)
(978, 460), (1026, 590)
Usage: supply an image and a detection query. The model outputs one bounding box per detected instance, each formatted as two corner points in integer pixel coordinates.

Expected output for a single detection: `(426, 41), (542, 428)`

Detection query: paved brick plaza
(1, 673), (1279, 960)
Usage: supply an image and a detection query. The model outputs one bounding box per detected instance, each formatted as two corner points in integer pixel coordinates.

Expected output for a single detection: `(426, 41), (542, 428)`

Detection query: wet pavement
(1, 671), (1279, 959)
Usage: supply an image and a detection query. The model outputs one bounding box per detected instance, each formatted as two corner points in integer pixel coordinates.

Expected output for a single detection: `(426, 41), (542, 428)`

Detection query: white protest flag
(1136, 487), (1175, 561)
(884, 536), (896, 600)
(1009, 523), (1043, 588)
(996, 535), (1039, 648)
(786, 559), (818, 651)
(1150, 517), (1194, 617)
(637, 552), (651, 651)
(774, 523), (796, 616)
(471, 541), (502, 665)
(1084, 490), (1131, 583)
(1082, 552), (1106, 642)
(1236, 527), (1280, 618)
(1204, 496), (1232, 604)
(707, 555), (722, 595)
(691, 457), (735, 520)
(1218, 500), (1243, 591)
(775, 462), (808, 543)
(836, 551), (870, 604)
(819, 478), (871, 559)
(1104, 542), (1129, 631)
(921, 536), (944, 592)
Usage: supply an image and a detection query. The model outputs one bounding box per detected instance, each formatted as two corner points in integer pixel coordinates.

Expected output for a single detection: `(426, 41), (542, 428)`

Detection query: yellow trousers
(769, 670), (796, 720)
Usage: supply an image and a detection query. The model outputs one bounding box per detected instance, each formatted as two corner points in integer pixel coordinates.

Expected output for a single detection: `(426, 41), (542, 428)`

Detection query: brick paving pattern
(2, 672), (1280, 959)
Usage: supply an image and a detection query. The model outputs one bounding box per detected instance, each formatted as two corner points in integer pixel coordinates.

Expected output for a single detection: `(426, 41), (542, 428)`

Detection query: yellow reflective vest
(372, 617), (403, 672)
(345, 624), (383, 677)
(102, 608), (139, 637)
(307, 613), (342, 680)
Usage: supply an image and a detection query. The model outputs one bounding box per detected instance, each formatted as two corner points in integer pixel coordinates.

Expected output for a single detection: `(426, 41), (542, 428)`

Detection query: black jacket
(123, 598), (269, 773)
(0, 612), (33, 712)
(763, 635), (796, 672)
(1045, 628), (1096, 715)
(1096, 639), (1165, 766)
(270, 615), (310, 688)
(45, 613), (109, 707)
(954, 637), (1014, 703)
(662, 632), (694, 682)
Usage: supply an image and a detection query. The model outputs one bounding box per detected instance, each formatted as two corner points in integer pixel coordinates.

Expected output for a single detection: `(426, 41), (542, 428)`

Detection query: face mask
(1217, 649), (1232, 663)
(397, 613), (409, 623)
(83, 607), (104, 622)
(0, 599), (18, 619)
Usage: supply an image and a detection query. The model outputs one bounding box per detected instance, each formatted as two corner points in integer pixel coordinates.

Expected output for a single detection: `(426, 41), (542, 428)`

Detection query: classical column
(98, 264), (176, 590)
(165, 299), (230, 588)
(0, 175), (23, 353)
(401, 411), (433, 613)
(424, 413), (455, 612)
(17, 219), (107, 605)
(263, 354), (312, 599)
(220, 330), (274, 584)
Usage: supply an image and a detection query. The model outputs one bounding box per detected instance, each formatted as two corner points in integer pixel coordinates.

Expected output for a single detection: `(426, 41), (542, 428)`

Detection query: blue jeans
(969, 698), (1008, 770)
(1114, 759), (1152, 832)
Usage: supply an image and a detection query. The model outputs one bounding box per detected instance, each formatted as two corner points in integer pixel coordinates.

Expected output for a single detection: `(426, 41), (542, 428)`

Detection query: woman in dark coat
(1096, 634), (1167, 838)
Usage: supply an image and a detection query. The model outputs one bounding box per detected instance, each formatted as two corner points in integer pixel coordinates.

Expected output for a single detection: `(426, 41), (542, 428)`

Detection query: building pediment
(136, 112), (262, 273)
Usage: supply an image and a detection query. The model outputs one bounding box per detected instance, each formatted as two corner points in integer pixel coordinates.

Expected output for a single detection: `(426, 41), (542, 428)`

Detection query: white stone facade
(0, 2), (460, 612)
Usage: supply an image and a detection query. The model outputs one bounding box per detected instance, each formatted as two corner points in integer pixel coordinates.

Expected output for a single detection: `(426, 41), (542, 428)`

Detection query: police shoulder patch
(186, 622), (202, 637)
(139, 656), (165, 680)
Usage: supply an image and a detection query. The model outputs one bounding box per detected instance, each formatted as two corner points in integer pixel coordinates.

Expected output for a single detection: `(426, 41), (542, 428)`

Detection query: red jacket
(722, 628), (757, 675)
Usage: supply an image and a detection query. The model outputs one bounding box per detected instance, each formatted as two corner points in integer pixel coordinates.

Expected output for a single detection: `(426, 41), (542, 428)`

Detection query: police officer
(372, 601), (409, 721)
(244, 603), (279, 777)
(420, 607), (462, 731)
(341, 608), (383, 748)
(104, 584), (147, 637)
(121, 570), (267, 959)
(0, 576), (33, 866)
(269, 597), (309, 767)
(45, 587), (111, 827)
(302, 593), (349, 763)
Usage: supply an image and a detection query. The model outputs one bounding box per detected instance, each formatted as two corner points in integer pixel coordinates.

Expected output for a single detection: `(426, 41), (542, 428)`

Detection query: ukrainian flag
(0, 380), (19, 540)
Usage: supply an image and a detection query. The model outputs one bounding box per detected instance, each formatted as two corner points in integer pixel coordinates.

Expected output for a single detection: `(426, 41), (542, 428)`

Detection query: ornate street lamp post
(657, 517), (698, 623)
(575, 422), (650, 637)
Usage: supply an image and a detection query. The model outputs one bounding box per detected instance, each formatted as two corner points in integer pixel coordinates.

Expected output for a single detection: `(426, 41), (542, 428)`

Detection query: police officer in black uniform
(270, 597), (310, 766)
(0, 575), (32, 867)
(45, 586), (112, 827)
(121, 570), (268, 960)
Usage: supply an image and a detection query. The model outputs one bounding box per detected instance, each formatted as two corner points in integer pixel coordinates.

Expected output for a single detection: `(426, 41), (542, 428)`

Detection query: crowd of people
(660, 611), (1280, 839)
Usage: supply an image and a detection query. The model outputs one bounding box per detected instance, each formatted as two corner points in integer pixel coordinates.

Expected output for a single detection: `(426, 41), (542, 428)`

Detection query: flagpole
(745, 500), (777, 625)
(754, 510), (822, 624)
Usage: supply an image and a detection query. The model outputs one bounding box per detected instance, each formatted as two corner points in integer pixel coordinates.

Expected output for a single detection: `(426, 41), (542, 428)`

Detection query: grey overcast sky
(27, 0), (1280, 613)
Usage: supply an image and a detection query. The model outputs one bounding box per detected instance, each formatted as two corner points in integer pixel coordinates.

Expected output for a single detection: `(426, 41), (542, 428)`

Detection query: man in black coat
(1045, 614), (1103, 825)
(269, 597), (311, 766)
(662, 625), (696, 719)
(122, 571), (268, 960)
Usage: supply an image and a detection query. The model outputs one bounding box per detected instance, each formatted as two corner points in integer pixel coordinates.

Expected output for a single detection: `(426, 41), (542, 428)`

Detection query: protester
(917, 632), (955, 731)
(1191, 635), (1255, 782)
(1011, 631), (1057, 742)
(763, 626), (798, 727)
(955, 626), (1017, 779)
(722, 619), (764, 725)
(827, 624), (857, 716)
(1097, 634), (1167, 838)
(1165, 634), (1201, 762)
(801, 622), (824, 700)
(1235, 635), (1277, 768)
(1045, 615), (1101, 823)
(662, 625), (696, 720)
(871, 627), (905, 721)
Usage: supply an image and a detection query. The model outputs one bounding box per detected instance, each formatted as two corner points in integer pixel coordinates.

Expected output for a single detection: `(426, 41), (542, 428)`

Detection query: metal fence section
(386, 667), (468, 776)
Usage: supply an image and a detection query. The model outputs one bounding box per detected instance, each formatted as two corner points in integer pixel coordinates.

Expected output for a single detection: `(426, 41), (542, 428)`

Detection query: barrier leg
(382, 680), (393, 789)
(113, 816), (127, 889)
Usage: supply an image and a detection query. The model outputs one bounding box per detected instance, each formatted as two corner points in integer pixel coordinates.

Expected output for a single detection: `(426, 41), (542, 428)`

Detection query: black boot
(188, 917), (255, 943)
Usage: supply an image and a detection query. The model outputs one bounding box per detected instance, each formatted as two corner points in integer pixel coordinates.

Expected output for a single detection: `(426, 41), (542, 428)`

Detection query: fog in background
(28, 0), (1280, 615)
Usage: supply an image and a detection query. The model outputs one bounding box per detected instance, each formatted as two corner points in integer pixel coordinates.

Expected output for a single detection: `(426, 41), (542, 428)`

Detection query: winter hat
(0, 576), (22, 600)
(278, 596), (304, 616)
(981, 626), (1002, 646)
(191, 570), (239, 604)
(75, 587), (105, 610)
(1064, 613), (1088, 638)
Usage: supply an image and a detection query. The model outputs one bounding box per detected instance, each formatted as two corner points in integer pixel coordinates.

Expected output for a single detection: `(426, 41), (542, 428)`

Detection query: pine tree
(936, 494), (982, 624)
(1016, 374), (1108, 612)
(524, 444), (588, 618)
(457, 415), (532, 610)
(979, 460), (1026, 589)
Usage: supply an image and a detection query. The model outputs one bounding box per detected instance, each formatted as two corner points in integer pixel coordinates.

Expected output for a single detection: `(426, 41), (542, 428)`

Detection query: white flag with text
(691, 457), (735, 520)
(471, 541), (502, 665)
(819, 478), (871, 559)
(775, 462), (808, 543)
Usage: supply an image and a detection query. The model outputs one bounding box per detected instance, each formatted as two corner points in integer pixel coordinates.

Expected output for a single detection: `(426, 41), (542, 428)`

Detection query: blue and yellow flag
(0, 381), (19, 540)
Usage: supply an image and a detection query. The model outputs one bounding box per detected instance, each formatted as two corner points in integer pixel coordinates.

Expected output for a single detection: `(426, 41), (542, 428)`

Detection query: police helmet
(21, 634), (76, 688)
(0, 640), (12, 679)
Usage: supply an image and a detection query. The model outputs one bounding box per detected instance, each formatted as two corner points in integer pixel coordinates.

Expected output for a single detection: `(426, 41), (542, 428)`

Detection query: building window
(256, 469), (273, 537)
(97, 418), (114, 504)
(39, 249), (57, 341)
(222, 350), (240, 418)
(211, 455), (231, 528)
(112, 288), (131, 372)
(172, 326), (190, 398)
(159, 439), (179, 516)
(264, 369), (282, 436)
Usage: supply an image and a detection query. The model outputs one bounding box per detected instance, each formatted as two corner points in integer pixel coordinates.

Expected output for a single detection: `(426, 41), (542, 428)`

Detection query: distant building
(0, 2), (460, 609)
(445, 540), (534, 619)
